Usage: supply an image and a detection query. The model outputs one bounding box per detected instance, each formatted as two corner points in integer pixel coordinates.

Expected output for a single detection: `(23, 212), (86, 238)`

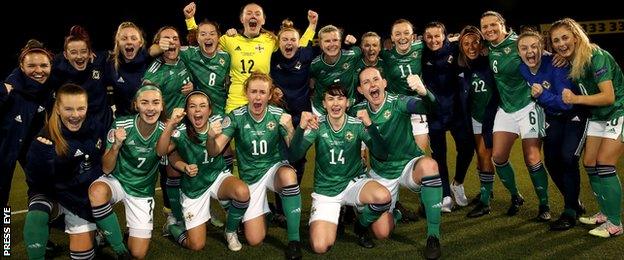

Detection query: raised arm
(405, 74), (436, 114)
(279, 113), (295, 146)
(299, 10), (318, 47)
(288, 111), (318, 161)
(357, 110), (388, 161)
(102, 127), (126, 174)
(156, 108), (186, 156)
(206, 119), (232, 157)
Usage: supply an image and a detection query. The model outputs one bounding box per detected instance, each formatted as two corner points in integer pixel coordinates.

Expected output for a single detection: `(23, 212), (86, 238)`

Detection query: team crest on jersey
(504, 47), (511, 54)
(255, 44), (265, 53)
(295, 61), (302, 70)
(412, 52), (418, 59)
(345, 131), (354, 141)
(172, 129), (181, 138)
(342, 63), (350, 70)
(542, 80), (551, 89)
(384, 110), (392, 119)
(267, 121), (276, 131)
(92, 70), (100, 80)
(221, 116), (231, 128)
(107, 129), (116, 143)
(219, 58), (225, 66)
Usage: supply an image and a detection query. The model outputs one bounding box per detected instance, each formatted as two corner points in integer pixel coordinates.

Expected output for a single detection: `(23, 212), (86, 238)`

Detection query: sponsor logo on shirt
(504, 47), (511, 54)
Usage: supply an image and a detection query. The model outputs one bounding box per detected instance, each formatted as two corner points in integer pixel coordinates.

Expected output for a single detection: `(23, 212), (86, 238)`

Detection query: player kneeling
(353, 67), (443, 259)
(289, 84), (391, 253)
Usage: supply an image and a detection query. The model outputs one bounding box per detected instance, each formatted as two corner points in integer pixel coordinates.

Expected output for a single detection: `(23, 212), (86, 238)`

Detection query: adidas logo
(244, 124), (251, 129)
(432, 202), (443, 208)
(572, 116), (580, 122)
(37, 106), (45, 112)
(28, 243), (44, 249)
(127, 140), (136, 145)
(117, 76), (125, 83)
(426, 61), (433, 66)
(291, 208), (301, 214)
(606, 128), (617, 134)
(321, 133), (329, 138)
(529, 128), (536, 133)
(235, 46), (242, 51)
(74, 149), (84, 157)
(14, 115), (22, 122)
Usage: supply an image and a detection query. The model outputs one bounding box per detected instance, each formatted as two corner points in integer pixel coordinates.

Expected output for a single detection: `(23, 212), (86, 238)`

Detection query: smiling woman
(0, 39), (54, 208)
(53, 25), (114, 135)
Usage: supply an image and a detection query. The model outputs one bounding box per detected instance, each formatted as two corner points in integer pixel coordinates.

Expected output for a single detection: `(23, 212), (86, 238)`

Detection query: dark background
(2, 0), (622, 77)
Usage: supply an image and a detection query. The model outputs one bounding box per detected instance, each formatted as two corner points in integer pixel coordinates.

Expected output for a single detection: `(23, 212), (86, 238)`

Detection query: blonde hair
(549, 18), (597, 80)
(361, 31), (381, 44)
(517, 29), (544, 51)
(318, 25), (342, 41)
(47, 84), (87, 157)
(112, 22), (145, 71)
(278, 19), (300, 39)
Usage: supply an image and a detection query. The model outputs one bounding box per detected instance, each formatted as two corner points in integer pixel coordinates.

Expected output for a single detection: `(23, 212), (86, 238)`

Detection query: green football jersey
(221, 105), (288, 184)
(380, 41), (423, 96)
(487, 32), (530, 113)
(107, 115), (164, 198)
(297, 116), (370, 196)
(468, 72), (495, 123)
(171, 116), (229, 199)
(179, 47), (230, 116)
(144, 58), (192, 117)
(310, 47), (363, 113)
(352, 93), (426, 179)
(576, 48), (624, 120)
(355, 57), (384, 77)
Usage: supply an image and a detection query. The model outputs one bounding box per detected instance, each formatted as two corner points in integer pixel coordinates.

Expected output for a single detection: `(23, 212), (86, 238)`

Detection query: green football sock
(166, 177), (184, 221)
(226, 199), (249, 233)
(585, 166), (605, 213)
(494, 161), (519, 196)
(479, 171), (495, 206)
(92, 203), (128, 254)
(598, 165), (622, 225)
(24, 210), (49, 260)
(421, 175), (442, 238)
(280, 185), (302, 241)
(528, 162), (549, 206)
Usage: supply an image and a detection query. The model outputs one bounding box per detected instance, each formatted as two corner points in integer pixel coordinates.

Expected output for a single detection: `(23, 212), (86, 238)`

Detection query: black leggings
(543, 113), (587, 214)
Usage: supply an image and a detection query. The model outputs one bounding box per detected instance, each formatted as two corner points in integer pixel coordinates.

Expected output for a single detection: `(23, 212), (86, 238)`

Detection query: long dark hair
(183, 91), (211, 144)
